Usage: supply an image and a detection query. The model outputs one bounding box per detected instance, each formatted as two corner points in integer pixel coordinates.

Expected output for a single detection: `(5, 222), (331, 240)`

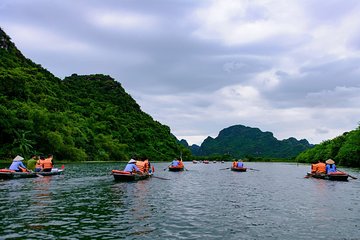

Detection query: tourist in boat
(136, 157), (149, 173)
(27, 154), (38, 171)
(232, 160), (244, 168)
(9, 155), (28, 172)
(171, 158), (180, 167)
(325, 159), (337, 173)
(124, 159), (142, 173)
(178, 159), (184, 168)
(42, 154), (54, 172)
(311, 160), (326, 174)
(35, 155), (44, 172)
(236, 160), (244, 168)
(143, 158), (153, 173)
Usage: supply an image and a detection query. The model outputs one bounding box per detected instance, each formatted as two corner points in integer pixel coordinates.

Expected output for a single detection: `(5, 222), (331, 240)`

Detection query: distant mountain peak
(191, 124), (312, 158)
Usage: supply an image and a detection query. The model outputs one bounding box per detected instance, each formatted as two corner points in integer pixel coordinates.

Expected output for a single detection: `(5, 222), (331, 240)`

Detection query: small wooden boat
(231, 167), (247, 172)
(112, 170), (152, 181)
(306, 172), (349, 181)
(168, 166), (184, 172)
(0, 167), (65, 180)
(0, 169), (38, 180)
(203, 160), (209, 164)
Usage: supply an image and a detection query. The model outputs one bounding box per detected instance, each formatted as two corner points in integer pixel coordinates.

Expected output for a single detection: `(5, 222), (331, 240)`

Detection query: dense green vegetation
(296, 126), (360, 167)
(186, 125), (312, 159)
(0, 28), (190, 162)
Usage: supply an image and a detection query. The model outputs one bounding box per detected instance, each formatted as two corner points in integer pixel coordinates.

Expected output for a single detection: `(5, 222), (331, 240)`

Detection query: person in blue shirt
(325, 159), (336, 173)
(124, 159), (141, 173)
(171, 159), (179, 167)
(9, 155), (28, 172)
(237, 161), (244, 168)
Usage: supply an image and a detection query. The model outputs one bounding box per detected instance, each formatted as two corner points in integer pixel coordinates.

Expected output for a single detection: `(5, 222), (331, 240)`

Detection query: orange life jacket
(35, 160), (42, 169)
(136, 161), (146, 172)
(143, 159), (149, 172)
(316, 162), (326, 173)
(232, 161), (237, 168)
(42, 158), (53, 169)
(178, 161), (184, 168)
(311, 164), (316, 173)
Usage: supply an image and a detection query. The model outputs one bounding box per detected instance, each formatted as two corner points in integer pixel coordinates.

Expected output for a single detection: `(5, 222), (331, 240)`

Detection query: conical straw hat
(13, 155), (24, 162)
(325, 159), (335, 164)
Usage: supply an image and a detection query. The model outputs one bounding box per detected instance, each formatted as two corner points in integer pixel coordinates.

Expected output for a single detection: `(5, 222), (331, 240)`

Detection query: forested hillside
(0, 27), (190, 162)
(192, 125), (312, 159)
(296, 126), (360, 167)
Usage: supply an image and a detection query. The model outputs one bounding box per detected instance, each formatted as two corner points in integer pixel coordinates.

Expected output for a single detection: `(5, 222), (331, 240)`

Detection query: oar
(163, 165), (171, 171)
(248, 168), (260, 171)
(152, 176), (170, 180)
(337, 169), (358, 180)
(29, 170), (44, 178)
(219, 167), (230, 170)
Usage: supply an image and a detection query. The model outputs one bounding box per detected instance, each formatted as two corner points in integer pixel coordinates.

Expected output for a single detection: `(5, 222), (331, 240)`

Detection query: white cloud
(4, 24), (90, 53)
(87, 9), (158, 31)
(191, 0), (306, 46)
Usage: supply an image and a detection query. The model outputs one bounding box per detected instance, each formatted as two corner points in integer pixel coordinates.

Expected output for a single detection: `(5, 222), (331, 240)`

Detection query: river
(0, 162), (359, 239)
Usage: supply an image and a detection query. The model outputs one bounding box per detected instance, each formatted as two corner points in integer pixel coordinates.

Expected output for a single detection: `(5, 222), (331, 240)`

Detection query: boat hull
(306, 172), (349, 181)
(0, 168), (65, 180)
(231, 167), (247, 172)
(0, 170), (38, 180)
(168, 166), (184, 172)
(112, 170), (152, 182)
(37, 169), (64, 176)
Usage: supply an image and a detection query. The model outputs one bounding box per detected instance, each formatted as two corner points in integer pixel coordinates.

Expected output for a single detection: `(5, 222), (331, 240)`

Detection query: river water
(0, 162), (359, 239)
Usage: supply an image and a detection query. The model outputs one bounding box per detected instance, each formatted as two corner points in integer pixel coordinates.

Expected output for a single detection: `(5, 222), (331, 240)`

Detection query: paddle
(337, 169), (358, 180)
(152, 176), (170, 180)
(28, 169), (44, 178)
(248, 168), (260, 171)
(163, 165), (171, 171)
(219, 167), (230, 170)
(348, 175), (358, 180)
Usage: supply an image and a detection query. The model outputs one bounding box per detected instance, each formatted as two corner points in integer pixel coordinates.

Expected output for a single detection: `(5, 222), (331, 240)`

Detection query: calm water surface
(0, 162), (359, 239)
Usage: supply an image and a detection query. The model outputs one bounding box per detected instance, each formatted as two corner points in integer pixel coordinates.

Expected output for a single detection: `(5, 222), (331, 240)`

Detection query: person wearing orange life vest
(42, 154), (54, 172)
(232, 161), (238, 168)
(35, 155), (44, 172)
(313, 160), (326, 174)
(35, 155), (53, 172)
(136, 157), (152, 173)
(177, 158), (184, 168)
(310, 160), (318, 173)
(136, 159), (146, 173)
(144, 158), (154, 173)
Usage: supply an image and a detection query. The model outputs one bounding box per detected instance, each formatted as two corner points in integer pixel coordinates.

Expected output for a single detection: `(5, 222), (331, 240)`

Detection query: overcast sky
(1, 0), (360, 145)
